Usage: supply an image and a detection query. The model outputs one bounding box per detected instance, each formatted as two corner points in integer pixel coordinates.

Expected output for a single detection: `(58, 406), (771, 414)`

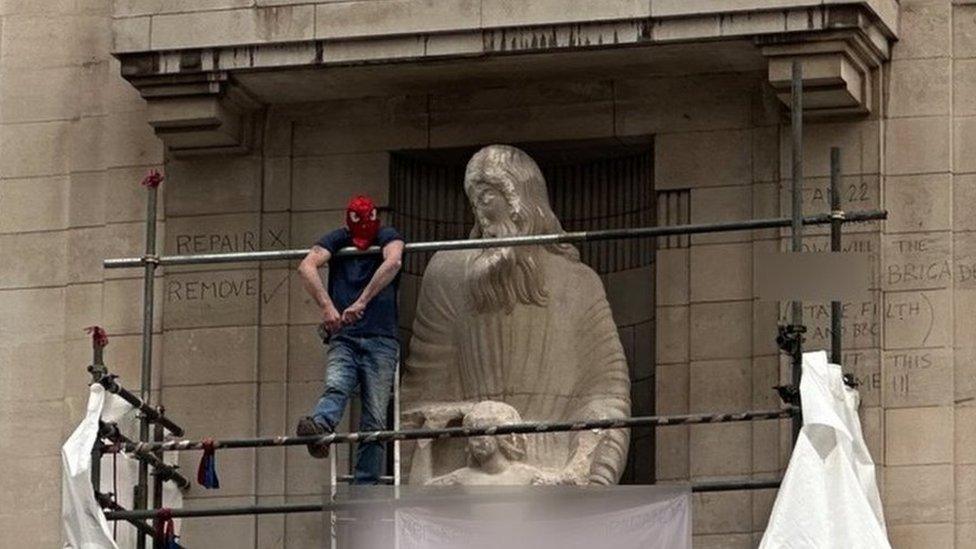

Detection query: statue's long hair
(464, 145), (580, 314)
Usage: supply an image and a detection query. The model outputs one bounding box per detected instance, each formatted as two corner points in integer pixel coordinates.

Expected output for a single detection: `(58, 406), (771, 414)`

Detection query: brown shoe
(297, 416), (331, 459)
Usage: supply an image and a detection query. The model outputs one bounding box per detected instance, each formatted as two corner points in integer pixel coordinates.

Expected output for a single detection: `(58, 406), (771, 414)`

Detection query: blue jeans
(311, 333), (399, 485)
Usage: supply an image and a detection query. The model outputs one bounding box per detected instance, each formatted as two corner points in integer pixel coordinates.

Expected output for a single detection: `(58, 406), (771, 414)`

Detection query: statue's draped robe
(402, 249), (631, 484)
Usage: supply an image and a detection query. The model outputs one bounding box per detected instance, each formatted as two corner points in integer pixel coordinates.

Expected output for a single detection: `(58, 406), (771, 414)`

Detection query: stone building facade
(0, 0), (974, 547)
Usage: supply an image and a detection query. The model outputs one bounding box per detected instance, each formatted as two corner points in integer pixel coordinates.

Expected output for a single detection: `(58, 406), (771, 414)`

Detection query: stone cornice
(116, 2), (897, 75)
(113, 1), (899, 154)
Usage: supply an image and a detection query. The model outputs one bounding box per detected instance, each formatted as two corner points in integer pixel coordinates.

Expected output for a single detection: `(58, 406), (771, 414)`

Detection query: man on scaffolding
(295, 194), (405, 485)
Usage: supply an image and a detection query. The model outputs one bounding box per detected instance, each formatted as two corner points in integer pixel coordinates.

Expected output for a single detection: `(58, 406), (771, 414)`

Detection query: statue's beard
(467, 218), (548, 314)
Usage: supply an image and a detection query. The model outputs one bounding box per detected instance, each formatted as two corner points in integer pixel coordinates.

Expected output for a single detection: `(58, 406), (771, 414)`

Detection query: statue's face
(469, 180), (513, 238)
(467, 434), (498, 463)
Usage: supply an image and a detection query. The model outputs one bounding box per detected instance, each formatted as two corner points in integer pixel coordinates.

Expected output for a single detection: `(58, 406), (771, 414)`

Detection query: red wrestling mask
(346, 195), (380, 250)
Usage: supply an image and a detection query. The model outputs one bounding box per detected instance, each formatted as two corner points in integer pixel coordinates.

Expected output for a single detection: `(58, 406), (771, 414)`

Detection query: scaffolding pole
(830, 147), (844, 365)
(104, 477), (782, 522)
(789, 60), (805, 444)
(136, 182), (159, 549)
(106, 407), (797, 455)
(102, 210), (887, 269)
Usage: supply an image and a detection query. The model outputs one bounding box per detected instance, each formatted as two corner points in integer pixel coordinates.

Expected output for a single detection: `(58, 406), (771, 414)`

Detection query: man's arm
(341, 239), (404, 325)
(297, 245), (342, 333)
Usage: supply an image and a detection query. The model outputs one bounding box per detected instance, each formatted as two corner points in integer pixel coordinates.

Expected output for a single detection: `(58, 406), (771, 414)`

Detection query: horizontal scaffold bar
(107, 407), (797, 455)
(95, 492), (160, 540)
(103, 210), (887, 269)
(336, 474), (395, 484)
(103, 478), (782, 521)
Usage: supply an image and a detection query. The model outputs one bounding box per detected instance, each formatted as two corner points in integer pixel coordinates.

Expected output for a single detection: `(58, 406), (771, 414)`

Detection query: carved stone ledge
(125, 71), (260, 156)
(758, 27), (888, 117)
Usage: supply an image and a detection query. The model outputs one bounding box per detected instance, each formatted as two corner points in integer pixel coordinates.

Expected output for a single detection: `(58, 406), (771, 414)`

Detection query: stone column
(645, 73), (765, 545)
(880, 1), (958, 545)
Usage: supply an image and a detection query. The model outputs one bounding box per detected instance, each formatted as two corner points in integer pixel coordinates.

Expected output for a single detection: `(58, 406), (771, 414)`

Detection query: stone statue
(401, 144), (631, 486)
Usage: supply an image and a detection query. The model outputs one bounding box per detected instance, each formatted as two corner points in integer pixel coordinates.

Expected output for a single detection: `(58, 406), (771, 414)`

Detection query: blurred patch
(755, 251), (871, 302)
(323, 485), (691, 549)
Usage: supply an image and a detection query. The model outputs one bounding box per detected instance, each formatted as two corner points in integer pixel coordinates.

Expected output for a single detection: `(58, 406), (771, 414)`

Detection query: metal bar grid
(100, 206), (886, 530)
(96, 82), (885, 538)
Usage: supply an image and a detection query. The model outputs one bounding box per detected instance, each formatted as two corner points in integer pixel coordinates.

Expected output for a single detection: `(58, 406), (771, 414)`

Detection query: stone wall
(883, 1), (976, 546)
(1, 1), (975, 548)
(0, 0), (164, 545)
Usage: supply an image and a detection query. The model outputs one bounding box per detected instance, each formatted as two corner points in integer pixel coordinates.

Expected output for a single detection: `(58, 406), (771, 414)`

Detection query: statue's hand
(530, 469), (586, 486)
(529, 470), (564, 486)
(401, 408), (428, 429)
(551, 428), (605, 486)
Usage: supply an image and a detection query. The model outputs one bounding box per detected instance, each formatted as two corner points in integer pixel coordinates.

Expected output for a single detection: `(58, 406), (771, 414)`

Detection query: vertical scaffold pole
(90, 332), (106, 496)
(393, 359), (401, 549)
(790, 60), (804, 443)
(830, 148), (843, 366)
(393, 359), (401, 488)
(329, 450), (338, 549)
(136, 176), (160, 549)
(152, 408), (165, 549)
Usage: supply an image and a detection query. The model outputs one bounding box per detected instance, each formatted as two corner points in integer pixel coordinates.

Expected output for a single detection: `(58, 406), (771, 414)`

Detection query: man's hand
(341, 300), (366, 325)
(299, 245), (341, 337)
(322, 304), (342, 334)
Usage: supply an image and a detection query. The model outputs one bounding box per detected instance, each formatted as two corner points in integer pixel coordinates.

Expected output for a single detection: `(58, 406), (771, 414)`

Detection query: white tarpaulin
(62, 384), (183, 549)
(760, 351), (890, 549)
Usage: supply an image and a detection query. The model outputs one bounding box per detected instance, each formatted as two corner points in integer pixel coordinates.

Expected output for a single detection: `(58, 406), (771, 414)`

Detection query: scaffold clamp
(776, 324), (806, 357)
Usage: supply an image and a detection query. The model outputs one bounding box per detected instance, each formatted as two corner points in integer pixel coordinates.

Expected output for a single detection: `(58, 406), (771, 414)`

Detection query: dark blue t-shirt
(316, 226), (403, 339)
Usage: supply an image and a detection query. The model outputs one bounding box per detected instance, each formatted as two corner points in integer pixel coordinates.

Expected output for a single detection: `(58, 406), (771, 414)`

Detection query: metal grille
(655, 189), (691, 249)
(390, 150), (655, 276)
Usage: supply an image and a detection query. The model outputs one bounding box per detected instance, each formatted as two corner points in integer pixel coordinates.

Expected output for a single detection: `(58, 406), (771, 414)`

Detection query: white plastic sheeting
(62, 384), (122, 549)
(62, 384), (182, 549)
(760, 351), (890, 549)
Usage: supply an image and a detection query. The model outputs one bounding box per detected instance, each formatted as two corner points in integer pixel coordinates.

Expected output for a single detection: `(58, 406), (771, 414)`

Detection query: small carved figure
(426, 401), (568, 486)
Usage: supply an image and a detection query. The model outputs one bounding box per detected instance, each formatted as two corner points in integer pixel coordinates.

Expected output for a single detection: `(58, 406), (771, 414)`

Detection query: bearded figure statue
(401, 144), (631, 486)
